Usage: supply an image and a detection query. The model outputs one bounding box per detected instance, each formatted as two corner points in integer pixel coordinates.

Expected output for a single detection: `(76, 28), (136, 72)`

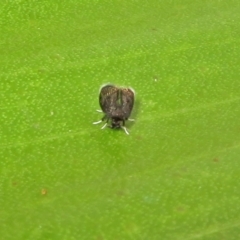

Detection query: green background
(1, 0), (240, 239)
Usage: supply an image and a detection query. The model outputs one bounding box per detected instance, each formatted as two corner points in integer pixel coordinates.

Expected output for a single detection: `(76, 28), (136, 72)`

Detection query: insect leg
(101, 116), (109, 129)
(93, 115), (107, 125)
(101, 123), (108, 129)
(121, 126), (129, 135)
(93, 120), (102, 125)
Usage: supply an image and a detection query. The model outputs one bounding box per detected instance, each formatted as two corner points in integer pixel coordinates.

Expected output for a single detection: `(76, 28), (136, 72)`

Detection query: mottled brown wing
(99, 84), (118, 114)
(121, 88), (135, 119)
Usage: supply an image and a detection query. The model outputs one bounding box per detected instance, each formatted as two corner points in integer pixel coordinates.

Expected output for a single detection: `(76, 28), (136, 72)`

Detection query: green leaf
(1, 0), (240, 239)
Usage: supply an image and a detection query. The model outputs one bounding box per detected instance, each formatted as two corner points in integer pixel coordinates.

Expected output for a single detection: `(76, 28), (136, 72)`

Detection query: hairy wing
(121, 88), (135, 119)
(99, 84), (118, 114)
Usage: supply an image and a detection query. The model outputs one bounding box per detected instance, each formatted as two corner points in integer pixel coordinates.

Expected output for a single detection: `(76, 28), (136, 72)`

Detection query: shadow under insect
(93, 84), (135, 135)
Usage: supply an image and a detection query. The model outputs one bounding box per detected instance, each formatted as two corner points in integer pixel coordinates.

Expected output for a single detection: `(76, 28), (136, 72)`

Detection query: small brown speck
(136, 135), (143, 141)
(176, 206), (185, 212)
(41, 189), (47, 195)
(12, 181), (18, 186)
(116, 190), (126, 197)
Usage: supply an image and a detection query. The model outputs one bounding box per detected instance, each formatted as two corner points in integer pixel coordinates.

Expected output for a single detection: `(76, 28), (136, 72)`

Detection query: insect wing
(121, 88), (134, 119)
(99, 85), (118, 114)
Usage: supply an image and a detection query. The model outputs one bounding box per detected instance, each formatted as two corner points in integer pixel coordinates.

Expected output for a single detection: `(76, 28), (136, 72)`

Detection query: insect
(93, 84), (135, 135)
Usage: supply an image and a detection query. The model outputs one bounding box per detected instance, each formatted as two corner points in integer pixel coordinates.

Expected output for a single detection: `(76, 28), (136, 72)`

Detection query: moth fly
(93, 84), (135, 135)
